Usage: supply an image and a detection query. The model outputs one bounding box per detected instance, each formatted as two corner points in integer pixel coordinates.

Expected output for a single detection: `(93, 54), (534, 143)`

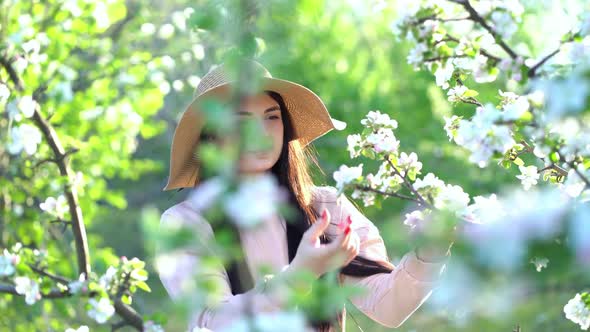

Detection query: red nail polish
(347, 215), (352, 225)
(322, 209), (327, 220)
(345, 226), (351, 235)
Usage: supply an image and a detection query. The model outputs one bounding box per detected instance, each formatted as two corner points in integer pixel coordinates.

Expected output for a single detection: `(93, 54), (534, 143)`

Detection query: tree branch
(30, 100), (91, 279)
(353, 184), (422, 203)
(0, 56), (24, 91)
(0, 284), (71, 299)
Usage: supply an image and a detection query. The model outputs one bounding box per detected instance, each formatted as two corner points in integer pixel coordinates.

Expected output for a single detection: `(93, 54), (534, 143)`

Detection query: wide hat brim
(163, 77), (346, 191)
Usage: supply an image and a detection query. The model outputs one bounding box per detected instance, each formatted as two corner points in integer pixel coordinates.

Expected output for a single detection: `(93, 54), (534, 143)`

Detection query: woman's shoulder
(160, 200), (214, 236)
(311, 184), (341, 203)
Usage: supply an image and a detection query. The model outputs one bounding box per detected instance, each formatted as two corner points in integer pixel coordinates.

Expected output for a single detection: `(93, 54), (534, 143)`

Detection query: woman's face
(236, 93), (284, 175)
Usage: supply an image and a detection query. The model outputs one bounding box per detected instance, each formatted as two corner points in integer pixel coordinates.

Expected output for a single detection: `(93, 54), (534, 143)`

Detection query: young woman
(157, 60), (451, 331)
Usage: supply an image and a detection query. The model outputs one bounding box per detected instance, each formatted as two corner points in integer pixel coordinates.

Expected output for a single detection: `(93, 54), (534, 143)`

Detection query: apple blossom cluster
(393, 0), (590, 195)
(392, 1), (526, 85)
(564, 292), (590, 330)
(337, 111), (474, 226)
(339, 106), (590, 271)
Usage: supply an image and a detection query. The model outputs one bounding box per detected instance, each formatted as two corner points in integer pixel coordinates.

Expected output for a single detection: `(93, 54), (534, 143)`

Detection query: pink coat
(158, 185), (448, 331)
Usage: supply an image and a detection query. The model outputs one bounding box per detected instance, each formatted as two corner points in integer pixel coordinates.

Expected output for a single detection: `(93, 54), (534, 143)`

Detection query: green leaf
(135, 281), (151, 293)
(463, 89), (479, 98)
(512, 157), (524, 166)
(121, 294), (132, 305)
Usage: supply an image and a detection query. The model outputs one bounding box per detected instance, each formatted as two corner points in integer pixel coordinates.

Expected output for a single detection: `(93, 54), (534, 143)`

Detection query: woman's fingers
(305, 208), (331, 243)
(324, 216), (354, 253)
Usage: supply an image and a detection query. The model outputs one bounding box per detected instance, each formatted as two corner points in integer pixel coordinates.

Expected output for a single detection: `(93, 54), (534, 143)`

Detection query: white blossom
(490, 11), (517, 39)
(187, 176), (227, 212)
(502, 96), (530, 121)
(570, 205), (590, 265)
(223, 174), (288, 228)
(434, 61), (454, 89)
(418, 19), (439, 38)
(413, 172), (445, 191)
(99, 266), (118, 290)
(347, 134), (363, 158)
(564, 293), (590, 330)
(447, 85), (468, 103)
(407, 43), (428, 68)
(530, 257), (549, 272)
(472, 54), (498, 83)
(65, 326), (89, 332)
(143, 321), (165, 332)
(462, 188), (567, 271)
(516, 165), (540, 191)
(366, 128), (399, 153)
(63, 0), (83, 17)
(158, 24), (175, 39)
(398, 152), (422, 175)
(0, 249), (19, 276)
(454, 104), (515, 167)
(87, 297), (115, 324)
(403, 209), (426, 230)
(443, 115), (461, 141)
(351, 189), (376, 207)
(68, 274), (87, 294)
(192, 328), (214, 332)
(92, 2), (110, 29)
(14, 276), (41, 305)
(7, 124), (42, 155)
(435, 184), (470, 211)
(39, 195), (69, 219)
(360, 110), (398, 129)
(560, 168), (588, 198)
(578, 13), (590, 37)
(333, 164), (364, 190)
(461, 193), (503, 224)
(0, 82), (10, 102)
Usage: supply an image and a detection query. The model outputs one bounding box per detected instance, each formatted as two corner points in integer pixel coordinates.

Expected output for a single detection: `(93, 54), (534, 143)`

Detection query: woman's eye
(267, 115), (280, 120)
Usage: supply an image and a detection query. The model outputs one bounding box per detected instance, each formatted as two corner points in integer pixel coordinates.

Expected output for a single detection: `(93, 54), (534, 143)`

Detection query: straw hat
(163, 59), (346, 191)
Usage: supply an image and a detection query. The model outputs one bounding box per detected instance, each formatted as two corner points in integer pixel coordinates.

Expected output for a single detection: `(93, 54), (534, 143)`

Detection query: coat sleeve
(156, 204), (294, 331)
(312, 186), (449, 328)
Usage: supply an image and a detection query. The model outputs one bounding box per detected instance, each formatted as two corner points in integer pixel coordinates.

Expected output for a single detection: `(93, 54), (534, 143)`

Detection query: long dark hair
(189, 90), (394, 331)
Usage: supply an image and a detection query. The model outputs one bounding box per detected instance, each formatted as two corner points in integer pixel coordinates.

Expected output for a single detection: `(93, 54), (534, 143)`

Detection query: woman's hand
(289, 208), (360, 279)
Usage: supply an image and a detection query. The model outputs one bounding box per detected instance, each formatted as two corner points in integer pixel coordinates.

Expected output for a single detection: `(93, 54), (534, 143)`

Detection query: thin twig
(29, 264), (71, 285)
(528, 48), (560, 78)
(385, 155), (431, 208)
(528, 36), (575, 78)
(448, 0), (518, 59)
(33, 148), (79, 169)
(444, 34), (503, 63)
